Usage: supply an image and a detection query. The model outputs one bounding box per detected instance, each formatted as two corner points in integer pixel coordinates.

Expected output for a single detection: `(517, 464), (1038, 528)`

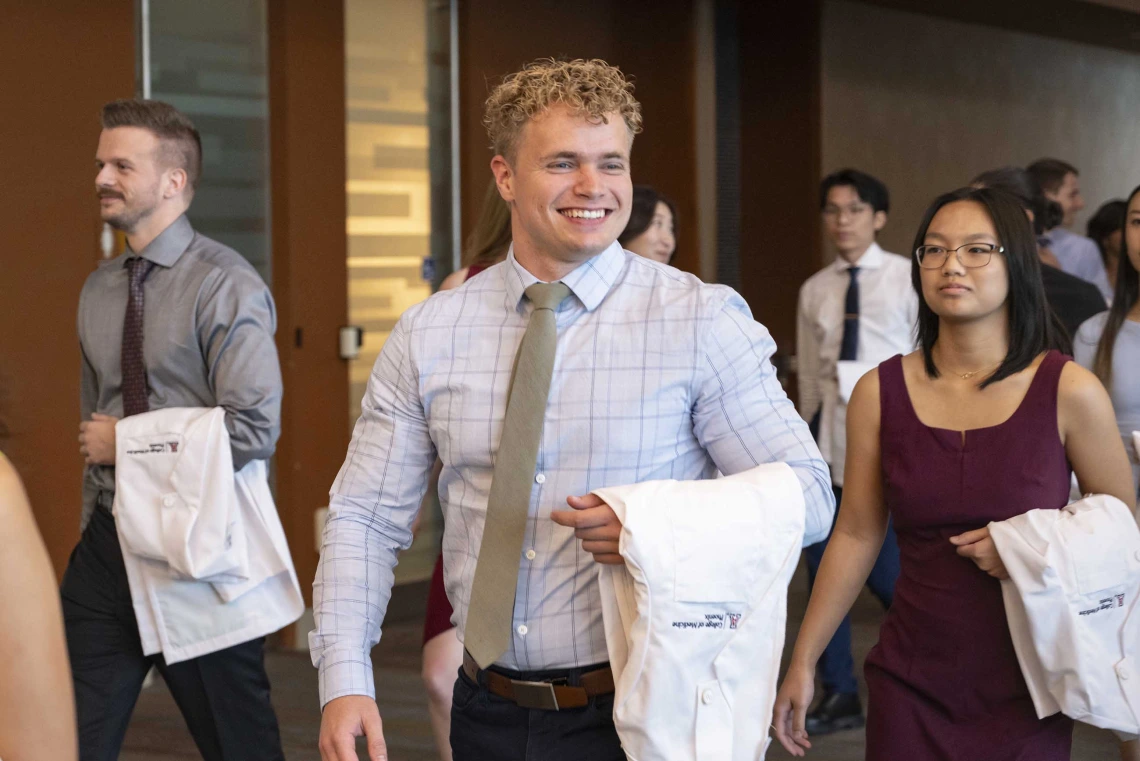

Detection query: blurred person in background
(1088, 199), (1127, 293)
(618, 185), (676, 264)
(1028, 158), (1113, 303)
(0, 428), (78, 761)
(421, 178), (512, 761)
(795, 168), (915, 734)
(1075, 186), (1140, 500)
(972, 167), (1106, 349)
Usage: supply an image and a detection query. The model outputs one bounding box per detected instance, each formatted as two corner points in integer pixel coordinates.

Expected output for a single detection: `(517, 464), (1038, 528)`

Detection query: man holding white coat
(313, 57), (834, 761)
(67, 99), (287, 761)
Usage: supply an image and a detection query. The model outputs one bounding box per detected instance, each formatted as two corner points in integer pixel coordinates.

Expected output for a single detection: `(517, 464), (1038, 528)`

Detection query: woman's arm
(1059, 362), (1136, 509)
(772, 369), (891, 756)
(0, 456), (77, 761)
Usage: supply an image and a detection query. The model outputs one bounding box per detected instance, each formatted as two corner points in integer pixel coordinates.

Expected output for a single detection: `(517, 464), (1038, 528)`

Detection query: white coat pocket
(668, 498), (760, 604)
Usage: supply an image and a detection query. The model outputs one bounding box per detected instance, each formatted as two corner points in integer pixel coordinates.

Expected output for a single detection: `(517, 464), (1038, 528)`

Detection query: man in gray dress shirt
(64, 99), (284, 761)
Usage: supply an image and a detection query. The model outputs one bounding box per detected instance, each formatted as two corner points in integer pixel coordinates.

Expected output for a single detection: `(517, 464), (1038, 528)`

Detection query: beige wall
(822, 0), (1140, 261)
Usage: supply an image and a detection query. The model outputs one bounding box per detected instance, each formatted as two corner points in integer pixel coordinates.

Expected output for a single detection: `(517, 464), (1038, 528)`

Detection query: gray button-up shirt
(78, 214), (282, 529)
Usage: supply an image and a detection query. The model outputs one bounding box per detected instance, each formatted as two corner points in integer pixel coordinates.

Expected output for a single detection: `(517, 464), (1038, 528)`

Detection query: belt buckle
(511, 679), (560, 710)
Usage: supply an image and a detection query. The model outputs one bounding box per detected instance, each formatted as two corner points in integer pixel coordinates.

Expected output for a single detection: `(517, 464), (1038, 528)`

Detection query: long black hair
(912, 186), (1054, 388)
(1091, 186), (1140, 386)
(1087, 199), (1127, 269)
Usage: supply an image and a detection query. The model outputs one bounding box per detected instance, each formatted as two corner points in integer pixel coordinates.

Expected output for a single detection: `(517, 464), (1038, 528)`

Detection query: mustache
(97, 189), (124, 199)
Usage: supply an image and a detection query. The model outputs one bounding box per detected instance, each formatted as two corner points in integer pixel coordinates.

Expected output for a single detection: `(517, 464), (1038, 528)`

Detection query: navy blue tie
(839, 266), (859, 362)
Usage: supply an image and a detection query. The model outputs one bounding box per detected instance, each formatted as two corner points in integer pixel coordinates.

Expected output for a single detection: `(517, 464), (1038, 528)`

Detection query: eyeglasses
(914, 243), (1004, 269)
(822, 204), (871, 220)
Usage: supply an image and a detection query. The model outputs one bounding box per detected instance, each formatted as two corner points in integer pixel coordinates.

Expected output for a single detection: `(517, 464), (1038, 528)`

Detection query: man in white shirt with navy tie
(795, 169), (916, 735)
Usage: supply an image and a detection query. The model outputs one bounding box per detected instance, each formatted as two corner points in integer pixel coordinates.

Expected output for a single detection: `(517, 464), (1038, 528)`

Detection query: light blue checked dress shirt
(310, 242), (834, 706)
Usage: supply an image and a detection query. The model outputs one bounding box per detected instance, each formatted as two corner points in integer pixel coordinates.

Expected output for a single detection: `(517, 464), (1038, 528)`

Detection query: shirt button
(517, 625), (528, 636)
(535, 474), (546, 484)
(701, 689), (714, 705)
(525, 549), (536, 561)
(162, 496), (175, 507)
(1119, 666), (1131, 681)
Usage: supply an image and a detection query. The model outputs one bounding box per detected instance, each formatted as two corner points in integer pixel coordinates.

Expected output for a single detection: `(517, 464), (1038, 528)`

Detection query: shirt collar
(831, 241), (885, 272)
(123, 214), (194, 269)
(504, 240), (624, 312)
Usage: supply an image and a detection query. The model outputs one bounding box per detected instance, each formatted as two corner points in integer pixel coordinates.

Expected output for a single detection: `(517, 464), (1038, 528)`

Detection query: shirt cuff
(315, 646), (376, 709)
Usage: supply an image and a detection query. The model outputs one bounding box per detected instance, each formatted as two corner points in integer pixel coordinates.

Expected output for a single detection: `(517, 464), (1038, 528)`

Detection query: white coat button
(1120, 666), (1131, 681)
(525, 549), (536, 561)
(1134, 550), (1140, 562)
(535, 473), (546, 484)
(162, 496), (175, 507)
(517, 625), (528, 636)
(701, 689), (714, 705)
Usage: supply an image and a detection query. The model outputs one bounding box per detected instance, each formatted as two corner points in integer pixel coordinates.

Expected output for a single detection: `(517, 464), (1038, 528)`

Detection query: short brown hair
(1027, 158), (1078, 194)
(101, 99), (202, 192)
(483, 58), (642, 160)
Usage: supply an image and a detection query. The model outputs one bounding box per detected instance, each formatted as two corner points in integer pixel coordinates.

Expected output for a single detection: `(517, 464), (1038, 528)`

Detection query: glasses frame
(914, 243), (1004, 269)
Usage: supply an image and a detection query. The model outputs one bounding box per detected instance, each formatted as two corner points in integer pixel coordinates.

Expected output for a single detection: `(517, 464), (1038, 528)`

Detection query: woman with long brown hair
(421, 179), (511, 761)
(1075, 185), (1140, 500)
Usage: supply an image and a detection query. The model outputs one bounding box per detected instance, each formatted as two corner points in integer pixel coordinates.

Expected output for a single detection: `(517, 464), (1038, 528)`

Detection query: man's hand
(78, 413), (119, 465)
(551, 493), (624, 565)
(950, 526), (1009, 580)
(319, 695), (387, 761)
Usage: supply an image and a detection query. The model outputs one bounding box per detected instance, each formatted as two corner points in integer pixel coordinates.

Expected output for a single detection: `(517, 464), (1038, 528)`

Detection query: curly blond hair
(484, 58), (643, 160)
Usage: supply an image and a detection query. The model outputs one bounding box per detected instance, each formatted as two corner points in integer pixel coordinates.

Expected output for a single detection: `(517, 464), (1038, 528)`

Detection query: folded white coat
(593, 463), (805, 761)
(114, 407), (303, 663)
(990, 493), (1140, 736)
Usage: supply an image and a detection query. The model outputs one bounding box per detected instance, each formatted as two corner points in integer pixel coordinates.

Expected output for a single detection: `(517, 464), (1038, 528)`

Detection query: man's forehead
(97, 126), (160, 154)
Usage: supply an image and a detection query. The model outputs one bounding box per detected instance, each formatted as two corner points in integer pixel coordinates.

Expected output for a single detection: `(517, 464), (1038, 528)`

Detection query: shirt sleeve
(795, 282), (822, 423)
(78, 286), (100, 531)
(196, 267), (283, 469)
(309, 314), (437, 707)
(693, 291), (835, 545)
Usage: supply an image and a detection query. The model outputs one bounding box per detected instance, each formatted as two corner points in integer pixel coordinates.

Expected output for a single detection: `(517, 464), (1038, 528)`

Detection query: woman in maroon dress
(774, 187), (1136, 760)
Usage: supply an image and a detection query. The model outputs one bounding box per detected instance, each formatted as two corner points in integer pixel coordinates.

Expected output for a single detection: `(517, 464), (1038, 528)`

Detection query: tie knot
(127, 257), (155, 283)
(847, 266), (860, 279)
(525, 282), (571, 312)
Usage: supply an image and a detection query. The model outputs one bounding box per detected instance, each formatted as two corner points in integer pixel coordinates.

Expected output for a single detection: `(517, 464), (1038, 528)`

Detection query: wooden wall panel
(268, 0), (349, 607)
(736, 0), (824, 353)
(0, 1), (136, 576)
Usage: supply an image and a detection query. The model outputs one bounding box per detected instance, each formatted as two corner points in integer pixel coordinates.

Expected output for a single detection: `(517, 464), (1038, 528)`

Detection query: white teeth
(561, 209), (606, 219)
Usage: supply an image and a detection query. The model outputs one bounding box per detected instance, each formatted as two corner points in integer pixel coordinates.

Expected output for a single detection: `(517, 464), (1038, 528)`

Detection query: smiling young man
(795, 169), (916, 735)
(312, 58), (833, 761)
(65, 99), (284, 761)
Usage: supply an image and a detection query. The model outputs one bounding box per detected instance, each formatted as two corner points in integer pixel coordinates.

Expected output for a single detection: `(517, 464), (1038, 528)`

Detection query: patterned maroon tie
(122, 257), (155, 417)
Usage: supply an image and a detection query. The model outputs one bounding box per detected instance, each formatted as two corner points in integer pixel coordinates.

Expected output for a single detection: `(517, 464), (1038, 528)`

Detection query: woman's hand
(772, 662), (815, 756)
(950, 526), (1009, 580)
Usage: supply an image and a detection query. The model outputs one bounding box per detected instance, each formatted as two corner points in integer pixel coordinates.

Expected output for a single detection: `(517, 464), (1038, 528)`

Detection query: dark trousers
(803, 484), (899, 695)
(450, 663), (625, 761)
(60, 504), (285, 761)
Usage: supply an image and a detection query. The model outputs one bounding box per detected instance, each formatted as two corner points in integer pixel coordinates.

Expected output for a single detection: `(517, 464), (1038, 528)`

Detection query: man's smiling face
(493, 103), (633, 269)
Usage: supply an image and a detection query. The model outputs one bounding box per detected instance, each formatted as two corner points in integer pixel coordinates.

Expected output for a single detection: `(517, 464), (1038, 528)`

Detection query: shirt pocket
(669, 500), (760, 604)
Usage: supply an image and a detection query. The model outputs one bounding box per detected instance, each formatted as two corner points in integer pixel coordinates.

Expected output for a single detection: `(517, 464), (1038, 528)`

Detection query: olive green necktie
(464, 281), (571, 668)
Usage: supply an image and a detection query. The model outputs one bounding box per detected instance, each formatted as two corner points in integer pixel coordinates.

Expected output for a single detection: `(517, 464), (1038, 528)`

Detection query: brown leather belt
(461, 650), (614, 711)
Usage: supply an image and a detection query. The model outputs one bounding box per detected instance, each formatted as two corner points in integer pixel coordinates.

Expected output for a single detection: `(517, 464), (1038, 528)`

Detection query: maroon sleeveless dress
(423, 262), (492, 645)
(864, 351), (1074, 760)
